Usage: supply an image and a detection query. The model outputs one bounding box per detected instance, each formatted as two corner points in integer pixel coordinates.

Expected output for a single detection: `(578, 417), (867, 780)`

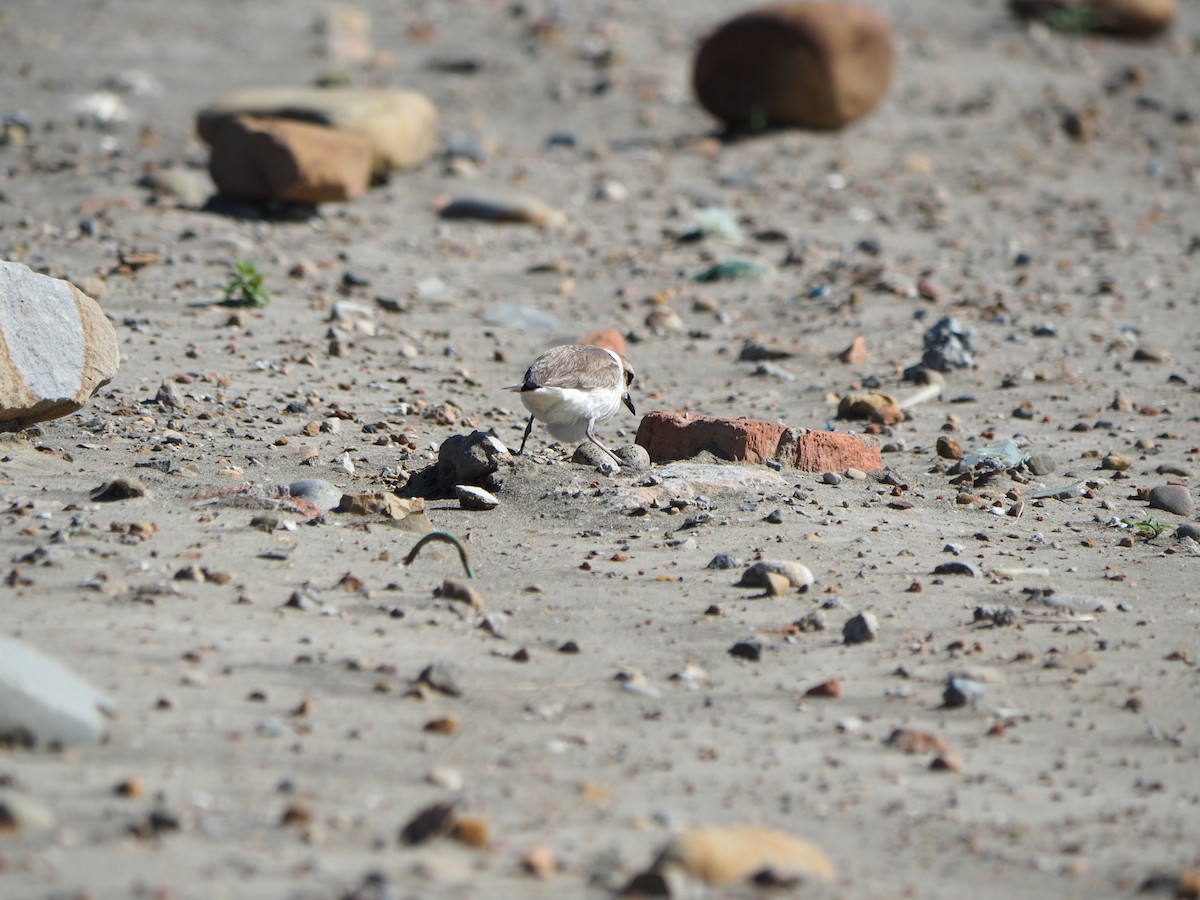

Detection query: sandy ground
(2, 1), (1200, 897)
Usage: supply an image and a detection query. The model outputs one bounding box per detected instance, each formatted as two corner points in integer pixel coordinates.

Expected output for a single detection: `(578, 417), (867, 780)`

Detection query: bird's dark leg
(516, 415), (535, 455)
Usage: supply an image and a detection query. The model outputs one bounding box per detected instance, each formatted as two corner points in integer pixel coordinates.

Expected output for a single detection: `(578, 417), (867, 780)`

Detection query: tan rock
(438, 189), (566, 227)
(209, 116), (372, 205)
(837, 335), (868, 364)
(837, 390), (898, 419)
(693, 2), (895, 130)
(1009, 0), (1175, 37)
(660, 825), (835, 885)
(886, 727), (953, 756)
(197, 87), (438, 174)
(0, 262), (119, 429)
(578, 328), (627, 357)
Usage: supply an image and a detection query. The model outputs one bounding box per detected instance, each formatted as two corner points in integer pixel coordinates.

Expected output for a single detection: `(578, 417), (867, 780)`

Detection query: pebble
(793, 611), (826, 632)
(706, 553), (740, 570)
(289, 478), (343, 511)
(921, 316), (975, 371)
(762, 572), (791, 597)
(1176, 524), (1200, 541)
(936, 436), (963, 460)
(1148, 484), (1194, 517)
(931, 561), (980, 578)
(763, 508), (784, 524)
(737, 560), (814, 591)
(417, 663), (462, 697)
(435, 579), (483, 612)
(0, 791), (56, 833)
(842, 611), (878, 645)
(943, 677), (985, 709)
(92, 477), (147, 502)
(1101, 452), (1133, 471)
(728, 638), (764, 661)
(0, 634), (116, 748)
(439, 189), (566, 227)
(454, 484), (499, 511)
(1025, 453), (1057, 476)
(1132, 345), (1169, 363)
(821, 471), (843, 485)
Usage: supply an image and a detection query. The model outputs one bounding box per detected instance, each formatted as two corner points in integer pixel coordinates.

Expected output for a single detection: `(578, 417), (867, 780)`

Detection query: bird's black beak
(623, 393), (636, 416)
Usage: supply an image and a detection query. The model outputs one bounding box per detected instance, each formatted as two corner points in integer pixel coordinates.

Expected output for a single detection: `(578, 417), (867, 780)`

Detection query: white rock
(0, 634), (116, 748)
(455, 484), (499, 511)
(0, 261), (120, 428)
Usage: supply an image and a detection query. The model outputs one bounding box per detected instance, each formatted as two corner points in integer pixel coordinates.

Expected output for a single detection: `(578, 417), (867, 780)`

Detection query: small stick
(404, 531), (474, 578)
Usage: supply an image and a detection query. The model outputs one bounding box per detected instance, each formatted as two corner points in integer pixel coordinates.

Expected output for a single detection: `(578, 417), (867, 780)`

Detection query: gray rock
(289, 478), (343, 510)
(706, 553), (740, 570)
(1176, 523), (1200, 541)
(728, 637), (764, 661)
(1025, 453), (1057, 476)
(1148, 484), (1194, 517)
(0, 261), (120, 428)
(92, 477), (147, 502)
(0, 634), (116, 748)
(921, 316), (975, 372)
(821, 471), (843, 485)
(843, 611), (878, 645)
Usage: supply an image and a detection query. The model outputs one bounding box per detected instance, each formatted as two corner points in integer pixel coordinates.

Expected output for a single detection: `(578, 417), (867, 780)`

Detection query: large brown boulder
(0, 261), (119, 429)
(693, 2), (895, 131)
(208, 116), (372, 205)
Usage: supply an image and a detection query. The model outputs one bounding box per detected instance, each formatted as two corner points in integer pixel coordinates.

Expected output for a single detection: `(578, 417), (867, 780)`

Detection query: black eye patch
(625, 370), (635, 386)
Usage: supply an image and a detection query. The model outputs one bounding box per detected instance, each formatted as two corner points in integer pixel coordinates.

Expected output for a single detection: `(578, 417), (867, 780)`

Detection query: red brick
(791, 430), (882, 472)
(635, 411), (788, 465)
(635, 411), (882, 472)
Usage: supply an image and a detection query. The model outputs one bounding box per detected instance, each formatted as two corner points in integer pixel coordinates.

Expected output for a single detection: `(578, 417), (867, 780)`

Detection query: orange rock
(693, 2), (895, 130)
(578, 328), (627, 357)
(209, 115), (372, 204)
(837, 335), (868, 364)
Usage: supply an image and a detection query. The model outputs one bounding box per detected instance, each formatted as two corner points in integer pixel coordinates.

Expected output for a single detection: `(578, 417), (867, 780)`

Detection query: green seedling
(223, 259), (269, 307)
(1121, 515), (1169, 538)
(1042, 6), (1100, 34)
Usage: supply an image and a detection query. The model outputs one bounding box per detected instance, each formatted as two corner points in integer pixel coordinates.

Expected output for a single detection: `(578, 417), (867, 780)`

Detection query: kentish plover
(506, 344), (636, 466)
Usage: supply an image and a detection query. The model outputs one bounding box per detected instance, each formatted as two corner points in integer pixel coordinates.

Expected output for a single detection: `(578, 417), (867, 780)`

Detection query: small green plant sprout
(222, 259), (269, 307)
(1121, 514), (1169, 538)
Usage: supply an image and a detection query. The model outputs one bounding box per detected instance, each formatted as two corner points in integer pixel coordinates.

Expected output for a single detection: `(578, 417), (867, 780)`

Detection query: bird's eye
(625, 370), (635, 386)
